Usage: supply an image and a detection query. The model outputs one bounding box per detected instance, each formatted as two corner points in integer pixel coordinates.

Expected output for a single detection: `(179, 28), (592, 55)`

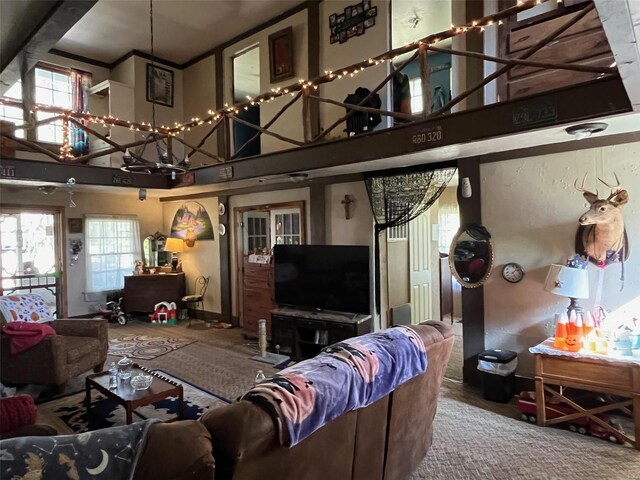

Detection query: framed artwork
(329, 2), (378, 45)
(146, 64), (174, 108)
(268, 27), (295, 83)
(170, 201), (214, 242)
(68, 218), (82, 234)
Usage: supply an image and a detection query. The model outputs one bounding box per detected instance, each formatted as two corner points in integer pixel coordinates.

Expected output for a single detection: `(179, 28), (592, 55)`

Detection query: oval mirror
(449, 224), (494, 288)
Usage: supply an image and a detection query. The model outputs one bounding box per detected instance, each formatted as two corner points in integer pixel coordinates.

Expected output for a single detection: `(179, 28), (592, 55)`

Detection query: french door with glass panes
(0, 207), (64, 316)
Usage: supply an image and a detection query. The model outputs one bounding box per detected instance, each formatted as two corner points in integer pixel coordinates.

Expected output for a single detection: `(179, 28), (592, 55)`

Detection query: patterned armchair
(0, 294), (108, 387)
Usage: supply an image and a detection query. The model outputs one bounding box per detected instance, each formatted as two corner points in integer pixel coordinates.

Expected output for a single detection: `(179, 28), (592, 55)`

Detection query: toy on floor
(94, 297), (129, 325)
(149, 301), (178, 324)
(516, 391), (625, 444)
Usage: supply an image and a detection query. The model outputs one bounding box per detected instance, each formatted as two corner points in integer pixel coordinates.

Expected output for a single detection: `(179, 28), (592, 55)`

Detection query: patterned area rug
(37, 371), (229, 434)
(108, 335), (196, 360)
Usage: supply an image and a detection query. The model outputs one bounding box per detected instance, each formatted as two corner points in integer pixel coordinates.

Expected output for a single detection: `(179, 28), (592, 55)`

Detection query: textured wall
(482, 142), (639, 377)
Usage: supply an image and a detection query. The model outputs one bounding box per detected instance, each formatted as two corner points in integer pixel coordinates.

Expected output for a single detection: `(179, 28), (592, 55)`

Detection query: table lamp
(544, 264), (589, 316)
(164, 237), (184, 272)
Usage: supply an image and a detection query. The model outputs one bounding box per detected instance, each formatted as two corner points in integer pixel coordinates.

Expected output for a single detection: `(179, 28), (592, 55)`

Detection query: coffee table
(85, 364), (184, 425)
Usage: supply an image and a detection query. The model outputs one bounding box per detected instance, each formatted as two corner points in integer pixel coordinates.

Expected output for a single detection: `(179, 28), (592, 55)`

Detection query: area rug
(108, 335), (196, 360)
(37, 371), (229, 434)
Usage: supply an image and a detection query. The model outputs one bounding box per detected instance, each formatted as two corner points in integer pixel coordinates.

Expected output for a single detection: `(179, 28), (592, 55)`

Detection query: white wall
(183, 56), (218, 166)
(162, 197), (221, 314)
(223, 10), (309, 155)
(319, 0), (391, 137)
(482, 142), (640, 377)
(1, 187), (164, 316)
(325, 181), (373, 246)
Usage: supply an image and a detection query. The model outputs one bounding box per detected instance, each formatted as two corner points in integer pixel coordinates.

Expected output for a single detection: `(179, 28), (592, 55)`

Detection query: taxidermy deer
(574, 173), (629, 265)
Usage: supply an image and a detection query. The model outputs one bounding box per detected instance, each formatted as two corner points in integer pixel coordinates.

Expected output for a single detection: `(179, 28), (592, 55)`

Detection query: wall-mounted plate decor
(218, 203), (226, 216)
(218, 224), (226, 236)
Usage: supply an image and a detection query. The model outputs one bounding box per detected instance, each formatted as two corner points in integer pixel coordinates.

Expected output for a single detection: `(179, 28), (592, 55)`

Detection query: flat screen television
(273, 244), (370, 315)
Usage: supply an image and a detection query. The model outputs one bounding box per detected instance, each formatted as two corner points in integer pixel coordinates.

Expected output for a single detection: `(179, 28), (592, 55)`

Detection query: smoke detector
(289, 173), (309, 183)
(565, 122), (608, 140)
(38, 186), (57, 195)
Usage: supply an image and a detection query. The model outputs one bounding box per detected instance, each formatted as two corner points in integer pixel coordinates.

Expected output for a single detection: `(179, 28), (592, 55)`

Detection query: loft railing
(0, 0), (616, 169)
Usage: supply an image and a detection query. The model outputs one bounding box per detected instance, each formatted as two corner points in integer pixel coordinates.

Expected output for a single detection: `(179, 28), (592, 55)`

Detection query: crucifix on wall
(341, 194), (356, 219)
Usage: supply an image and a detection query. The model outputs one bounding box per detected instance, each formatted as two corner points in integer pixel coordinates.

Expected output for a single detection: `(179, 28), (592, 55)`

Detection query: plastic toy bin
(478, 349), (518, 403)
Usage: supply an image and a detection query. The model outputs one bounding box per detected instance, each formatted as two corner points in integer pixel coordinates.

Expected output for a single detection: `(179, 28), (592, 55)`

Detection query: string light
(0, 0), (546, 139)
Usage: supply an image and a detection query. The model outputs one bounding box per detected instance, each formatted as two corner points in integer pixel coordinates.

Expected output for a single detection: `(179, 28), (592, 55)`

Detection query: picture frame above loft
(268, 26), (295, 83)
(146, 64), (174, 108)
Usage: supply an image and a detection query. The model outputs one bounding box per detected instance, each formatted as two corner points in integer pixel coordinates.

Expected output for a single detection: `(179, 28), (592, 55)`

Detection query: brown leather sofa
(200, 320), (454, 480)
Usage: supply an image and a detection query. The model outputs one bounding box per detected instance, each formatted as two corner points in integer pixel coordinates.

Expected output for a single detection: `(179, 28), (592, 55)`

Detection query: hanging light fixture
(120, 0), (189, 177)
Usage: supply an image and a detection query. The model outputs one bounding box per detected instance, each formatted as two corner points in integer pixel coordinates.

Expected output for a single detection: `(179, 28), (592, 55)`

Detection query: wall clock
(502, 262), (524, 283)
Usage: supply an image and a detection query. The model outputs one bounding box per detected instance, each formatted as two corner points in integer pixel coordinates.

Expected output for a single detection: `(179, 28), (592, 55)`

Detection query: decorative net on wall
(365, 166), (457, 314)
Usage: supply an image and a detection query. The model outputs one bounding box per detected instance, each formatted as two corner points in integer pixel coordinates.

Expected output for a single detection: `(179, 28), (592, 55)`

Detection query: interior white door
(409, 210), (439, 324)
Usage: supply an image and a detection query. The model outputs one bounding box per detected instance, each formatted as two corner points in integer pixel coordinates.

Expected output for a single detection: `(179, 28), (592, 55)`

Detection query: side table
(85, 364), (184, 424)
(532, 343), (639, 449)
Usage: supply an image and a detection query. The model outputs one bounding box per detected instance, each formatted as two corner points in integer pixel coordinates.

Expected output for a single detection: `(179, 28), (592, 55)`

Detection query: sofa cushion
(134, 420), (214, 480)
(0, 294), (54, 324)
(0, 395), (37, 434)
(65, 336), (101, 364)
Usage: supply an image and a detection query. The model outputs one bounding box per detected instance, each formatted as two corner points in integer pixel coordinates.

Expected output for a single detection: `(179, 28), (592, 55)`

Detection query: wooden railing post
(166, 134), (173, 163)
(223, 115), (231, 161)
(302, 88), (312, 143)
(418, 43), (431, 118)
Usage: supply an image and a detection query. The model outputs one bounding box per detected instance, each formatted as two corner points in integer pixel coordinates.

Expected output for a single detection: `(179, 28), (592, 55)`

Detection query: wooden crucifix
(341, 194), (355, 220)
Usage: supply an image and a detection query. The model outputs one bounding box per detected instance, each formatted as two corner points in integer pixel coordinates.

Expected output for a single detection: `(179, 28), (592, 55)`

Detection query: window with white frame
(0, 81), (24, 139)
(35, 67), (72, 143)
(409, 78), (423, 114)
(271, 208), (302, 246)
(85, 216), (141, 292)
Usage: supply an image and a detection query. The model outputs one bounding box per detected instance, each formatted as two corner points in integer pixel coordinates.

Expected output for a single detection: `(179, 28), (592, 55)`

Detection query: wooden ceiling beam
(0, 0), (97, 96)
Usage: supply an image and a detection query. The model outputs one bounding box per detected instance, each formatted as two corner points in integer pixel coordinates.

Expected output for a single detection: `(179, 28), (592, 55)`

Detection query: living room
(1, 1), (639, 479)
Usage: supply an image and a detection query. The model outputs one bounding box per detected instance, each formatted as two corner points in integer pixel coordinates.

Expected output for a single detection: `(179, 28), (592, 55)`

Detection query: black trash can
(477, 349), (517, 403)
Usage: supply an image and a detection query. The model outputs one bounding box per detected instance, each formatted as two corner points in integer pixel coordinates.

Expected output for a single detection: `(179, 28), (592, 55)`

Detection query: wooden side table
(85, 364), (184, 424)
(533, 350), (639, 449)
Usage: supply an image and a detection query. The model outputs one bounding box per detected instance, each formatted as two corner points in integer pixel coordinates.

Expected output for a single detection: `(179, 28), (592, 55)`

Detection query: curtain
(365, 166), (457, 314)
(70, 69), (92, 156)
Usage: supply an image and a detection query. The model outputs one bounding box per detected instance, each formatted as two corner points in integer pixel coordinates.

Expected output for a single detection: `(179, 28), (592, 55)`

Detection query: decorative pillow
(0, 294), (54, 323)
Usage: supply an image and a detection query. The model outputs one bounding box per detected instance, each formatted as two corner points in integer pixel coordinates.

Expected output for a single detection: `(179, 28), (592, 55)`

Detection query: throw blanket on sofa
(0, 419), (159, 480)
(2, 322), (56, 354)
(242, 325), (427, 446)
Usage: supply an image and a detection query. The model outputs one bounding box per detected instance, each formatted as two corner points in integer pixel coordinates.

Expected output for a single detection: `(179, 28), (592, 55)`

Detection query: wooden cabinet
(271, 307), (372, 361)
(242, 258), (275, 339)
(499, 6), (614, 101)
(123, 273), (185, 315)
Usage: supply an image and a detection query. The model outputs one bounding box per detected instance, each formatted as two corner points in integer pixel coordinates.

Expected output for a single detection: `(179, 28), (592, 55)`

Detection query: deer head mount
(574, 173), (629, 265)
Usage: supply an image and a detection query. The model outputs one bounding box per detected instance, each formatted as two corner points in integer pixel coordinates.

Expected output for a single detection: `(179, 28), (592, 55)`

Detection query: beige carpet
(39, 320), (640, 479)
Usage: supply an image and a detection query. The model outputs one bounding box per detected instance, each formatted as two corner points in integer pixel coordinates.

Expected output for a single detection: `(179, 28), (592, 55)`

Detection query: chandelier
(120, 0), (188, 177)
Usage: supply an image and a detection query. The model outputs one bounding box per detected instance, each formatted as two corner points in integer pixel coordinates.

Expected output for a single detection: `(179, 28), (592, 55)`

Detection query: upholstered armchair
(0, 294), (108, 387)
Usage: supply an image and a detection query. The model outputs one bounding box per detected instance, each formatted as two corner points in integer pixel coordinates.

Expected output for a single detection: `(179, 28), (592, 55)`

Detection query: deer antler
(598, 172), (622, 201)
(574, 173), (598, 197)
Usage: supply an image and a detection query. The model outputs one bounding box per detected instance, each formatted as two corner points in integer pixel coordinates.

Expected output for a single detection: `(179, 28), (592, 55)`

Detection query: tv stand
(270, 307), (372, 361)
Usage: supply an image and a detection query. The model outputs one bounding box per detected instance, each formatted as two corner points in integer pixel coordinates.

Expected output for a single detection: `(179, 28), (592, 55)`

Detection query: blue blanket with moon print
(0, 418), (158, 480)
(241, 326), (427, 446)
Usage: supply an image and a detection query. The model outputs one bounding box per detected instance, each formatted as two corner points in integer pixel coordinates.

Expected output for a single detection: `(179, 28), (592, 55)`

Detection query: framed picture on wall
(146, 64), (174, 108)
(268, 27), (295, 83)
(68, 218), (83, 234)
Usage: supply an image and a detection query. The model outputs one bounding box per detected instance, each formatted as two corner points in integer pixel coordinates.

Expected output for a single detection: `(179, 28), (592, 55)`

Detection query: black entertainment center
(271, 307), (372, 360)
(270, 244), (373, 360)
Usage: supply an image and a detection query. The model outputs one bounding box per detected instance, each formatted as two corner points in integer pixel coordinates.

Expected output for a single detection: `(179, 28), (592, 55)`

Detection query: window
(271, 208), (302, 246)
(243, 212), (270, 253)
(0, 81), (24, 139)
(409, 78), (423, 114)
(85, 216), (141, 293)
(35, 67), (71, 143)
(438, 203), (460, 254)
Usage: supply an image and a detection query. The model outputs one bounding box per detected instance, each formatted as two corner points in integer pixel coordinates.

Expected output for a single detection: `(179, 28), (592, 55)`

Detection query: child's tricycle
(94, 297), (129, 325)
